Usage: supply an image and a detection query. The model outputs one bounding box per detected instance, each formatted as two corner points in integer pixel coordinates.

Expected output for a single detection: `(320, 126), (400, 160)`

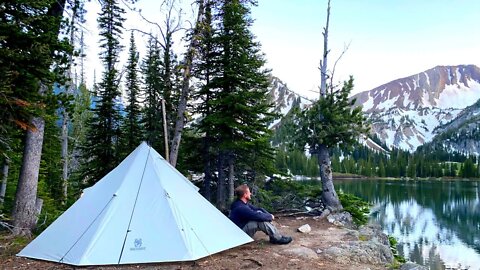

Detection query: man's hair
(234, 184), (249, 199)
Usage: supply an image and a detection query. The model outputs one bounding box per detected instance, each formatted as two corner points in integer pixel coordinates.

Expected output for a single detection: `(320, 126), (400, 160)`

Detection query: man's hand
(271, 214), (275, 220)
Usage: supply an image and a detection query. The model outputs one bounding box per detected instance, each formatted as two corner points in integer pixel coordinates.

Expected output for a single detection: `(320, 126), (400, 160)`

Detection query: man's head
(235, 184), (251, 202)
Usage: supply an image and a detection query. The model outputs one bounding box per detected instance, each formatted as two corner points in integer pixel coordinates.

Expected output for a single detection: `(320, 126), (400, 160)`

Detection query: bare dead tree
(319, 0), (331, 98)
(169, 0), (206, 167)
(123, 0), (187, 163)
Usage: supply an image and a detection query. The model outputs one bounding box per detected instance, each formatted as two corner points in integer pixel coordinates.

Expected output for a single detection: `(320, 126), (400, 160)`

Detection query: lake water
(335, 179), (480, 270)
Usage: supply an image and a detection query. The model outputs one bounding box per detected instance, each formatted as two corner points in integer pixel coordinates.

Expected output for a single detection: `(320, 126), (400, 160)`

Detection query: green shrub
(338, 192), (371, 226)
(388, 235), (406, 265)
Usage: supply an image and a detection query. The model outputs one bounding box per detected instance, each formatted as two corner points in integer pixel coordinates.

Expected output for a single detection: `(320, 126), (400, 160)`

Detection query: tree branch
(329, 41), (351, 93)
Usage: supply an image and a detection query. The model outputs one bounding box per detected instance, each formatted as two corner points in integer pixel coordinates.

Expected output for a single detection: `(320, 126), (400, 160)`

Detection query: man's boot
(269, 236), (293, 245)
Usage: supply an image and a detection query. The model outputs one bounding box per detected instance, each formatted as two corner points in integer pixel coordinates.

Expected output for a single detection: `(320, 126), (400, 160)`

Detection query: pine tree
(82, 0), (125, 184)
(141, 37), (164, 152)
(378, 160), (386, 177)
(120, 32), (143, 156)
(192, 0), (217, 200)
(69, 82), (92, 195)
(296, 78), (369, 211)
(198, 0), (274, 209)
(160, 27), (180, 142)
(2, 0), (71, 236)
(406, 157), (415, 178)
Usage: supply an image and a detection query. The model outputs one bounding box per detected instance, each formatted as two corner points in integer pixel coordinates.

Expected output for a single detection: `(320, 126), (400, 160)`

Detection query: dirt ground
(0, 217), (390, 270)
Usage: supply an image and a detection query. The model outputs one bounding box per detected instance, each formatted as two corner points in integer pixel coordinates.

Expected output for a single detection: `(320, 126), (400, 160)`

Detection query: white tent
(17, 142), (252, 266)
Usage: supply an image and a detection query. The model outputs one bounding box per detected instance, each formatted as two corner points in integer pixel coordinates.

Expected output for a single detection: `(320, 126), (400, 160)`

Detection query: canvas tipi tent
(17, 142), (252, 266)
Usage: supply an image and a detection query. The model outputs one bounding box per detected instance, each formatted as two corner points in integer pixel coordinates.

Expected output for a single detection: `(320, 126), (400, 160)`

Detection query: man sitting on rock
(229, 184), (292, 245)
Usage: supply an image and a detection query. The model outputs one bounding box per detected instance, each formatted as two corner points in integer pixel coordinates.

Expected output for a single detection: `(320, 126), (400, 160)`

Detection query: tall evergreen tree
(69, 82), (92, 194)
(120, 32), (143, 155)
(82, 0), (125, 184)
(191, 0), (217, 200)
(141, 37), (164, 152)
(201, 0), (274, 209)
(1, 0), (71, 235)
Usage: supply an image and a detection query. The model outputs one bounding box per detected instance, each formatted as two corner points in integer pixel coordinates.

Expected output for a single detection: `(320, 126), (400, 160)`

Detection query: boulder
(327, 211), (353, 227)
(297, 224), (311, 233)
(283, 246), (318, 259)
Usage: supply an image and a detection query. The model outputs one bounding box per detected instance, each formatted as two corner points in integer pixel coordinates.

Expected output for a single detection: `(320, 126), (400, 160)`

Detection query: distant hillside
(419, 98), (480, 156)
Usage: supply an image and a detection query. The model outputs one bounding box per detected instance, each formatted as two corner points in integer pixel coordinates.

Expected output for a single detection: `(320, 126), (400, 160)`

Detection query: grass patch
(358, 235), (368, 241)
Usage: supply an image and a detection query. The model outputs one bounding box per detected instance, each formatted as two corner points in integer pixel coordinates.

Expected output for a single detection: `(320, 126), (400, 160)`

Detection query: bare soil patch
(0, 217), (389, 270)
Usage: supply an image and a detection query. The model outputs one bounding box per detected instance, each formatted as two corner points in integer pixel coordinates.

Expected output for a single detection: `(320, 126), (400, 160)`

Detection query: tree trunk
(34, 197), (43, 226)
(161, 99), (169, 160)
(11, 0), (66, 236)
(169, 0), (205, 167)
(0, 159), (9, 206)
(228, 155), (235, 203)
(12, 116), (45, 236)
(216, 151), (226, 211)
(202, 136), (212, 201)
(317, 144), (342, 211)
(61, 112), (68, 205)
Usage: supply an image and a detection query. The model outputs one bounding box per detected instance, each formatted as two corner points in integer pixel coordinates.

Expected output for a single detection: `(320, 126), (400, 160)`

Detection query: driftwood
(0, 214), (14, 233)
(277, 207), (324, 217)
(268, 194), (326, 217)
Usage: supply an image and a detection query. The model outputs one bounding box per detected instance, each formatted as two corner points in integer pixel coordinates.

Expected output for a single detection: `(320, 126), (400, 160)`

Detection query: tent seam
(117, 146), (151, 264)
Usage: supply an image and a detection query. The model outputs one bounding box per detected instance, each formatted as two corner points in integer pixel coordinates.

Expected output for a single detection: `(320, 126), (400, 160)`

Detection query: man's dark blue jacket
(229, 199), (273, 229)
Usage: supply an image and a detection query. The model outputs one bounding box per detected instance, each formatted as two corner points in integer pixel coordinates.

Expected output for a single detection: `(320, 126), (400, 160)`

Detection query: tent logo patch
(130, 238), (146, 251)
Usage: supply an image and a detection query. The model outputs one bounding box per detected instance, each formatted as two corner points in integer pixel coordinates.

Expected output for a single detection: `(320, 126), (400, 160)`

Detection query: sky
(82, 0), (480, 99)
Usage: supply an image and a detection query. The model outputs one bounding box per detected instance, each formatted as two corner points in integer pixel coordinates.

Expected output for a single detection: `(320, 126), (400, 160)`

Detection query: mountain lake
(335, 179), (480, 270)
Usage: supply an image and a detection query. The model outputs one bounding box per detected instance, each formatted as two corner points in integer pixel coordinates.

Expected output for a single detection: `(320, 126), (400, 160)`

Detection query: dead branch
(246, 258), (263, 267)
(277, 211), (313, 217)
(121, 0), (185, 51)
(0, 214), (14, 233)
(329, 41), (351, 93)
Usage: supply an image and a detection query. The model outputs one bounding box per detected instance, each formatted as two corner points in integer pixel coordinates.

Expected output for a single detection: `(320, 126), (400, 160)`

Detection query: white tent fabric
(17, 142), (252, 266)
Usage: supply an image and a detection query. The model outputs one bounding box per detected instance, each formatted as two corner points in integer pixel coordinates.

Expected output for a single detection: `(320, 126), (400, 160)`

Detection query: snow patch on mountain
(435, 80), (480, 109)
(268, 76), (312, 128)
(352, 65), (480, 152)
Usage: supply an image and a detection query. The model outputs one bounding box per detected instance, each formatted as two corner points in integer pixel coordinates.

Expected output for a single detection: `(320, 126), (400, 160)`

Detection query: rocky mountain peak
(352, 65), (480, 113)
(349, 65), (480, 152)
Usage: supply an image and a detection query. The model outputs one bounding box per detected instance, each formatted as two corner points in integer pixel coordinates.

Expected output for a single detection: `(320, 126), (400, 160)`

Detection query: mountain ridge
(350, 64), (480, 152)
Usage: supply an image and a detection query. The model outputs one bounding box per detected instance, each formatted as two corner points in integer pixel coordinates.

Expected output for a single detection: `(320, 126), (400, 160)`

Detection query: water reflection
(336, 179), (480, 270)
